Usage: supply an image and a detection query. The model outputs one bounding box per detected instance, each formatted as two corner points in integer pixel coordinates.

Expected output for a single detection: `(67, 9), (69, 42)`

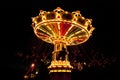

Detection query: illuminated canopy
(32, 7), (95, 46)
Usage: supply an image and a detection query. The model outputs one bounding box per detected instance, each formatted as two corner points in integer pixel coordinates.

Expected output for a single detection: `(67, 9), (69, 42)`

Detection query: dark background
(0, 0), (120, 80)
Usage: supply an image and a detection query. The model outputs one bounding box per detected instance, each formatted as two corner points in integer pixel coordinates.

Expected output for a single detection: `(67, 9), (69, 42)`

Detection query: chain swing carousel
(30, 7), (95, 80)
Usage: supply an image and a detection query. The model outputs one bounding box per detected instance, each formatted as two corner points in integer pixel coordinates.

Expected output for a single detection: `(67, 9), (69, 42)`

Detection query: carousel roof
(32, 7), (95, 46)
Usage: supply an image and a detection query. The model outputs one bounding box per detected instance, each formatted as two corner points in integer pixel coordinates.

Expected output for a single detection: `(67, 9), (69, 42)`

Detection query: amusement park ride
(24, 7), (95, 80)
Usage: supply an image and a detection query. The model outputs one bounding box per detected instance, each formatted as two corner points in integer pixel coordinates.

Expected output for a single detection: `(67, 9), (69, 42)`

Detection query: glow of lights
(49, 69), (71, 73)
(24, 75), (28, 79)
(32, 7), (95, 46)
(31, 7), (95, 73)
(48, 60), (73, 73)
(35, 71), (38, 74)
(31, 63), (35, 68)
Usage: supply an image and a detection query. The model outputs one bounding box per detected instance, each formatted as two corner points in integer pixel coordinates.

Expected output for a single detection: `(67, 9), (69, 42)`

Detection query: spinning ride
(31, 7), (95, 80)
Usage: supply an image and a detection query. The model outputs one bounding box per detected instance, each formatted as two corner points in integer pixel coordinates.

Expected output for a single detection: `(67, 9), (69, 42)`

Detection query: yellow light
(31, 63), (35, 68)
(24, 75), (28, 79)
(35, 71), (38, 74)
(32, 7), (95, 74)
(53, 70), (57, 72)
(61, 70), (66, 72)
(49, 69), (72, 72)
(58, 70), (62, 72)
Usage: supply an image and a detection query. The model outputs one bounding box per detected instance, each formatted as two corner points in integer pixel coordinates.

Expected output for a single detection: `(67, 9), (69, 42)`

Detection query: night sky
(1, 0), (120, 80)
